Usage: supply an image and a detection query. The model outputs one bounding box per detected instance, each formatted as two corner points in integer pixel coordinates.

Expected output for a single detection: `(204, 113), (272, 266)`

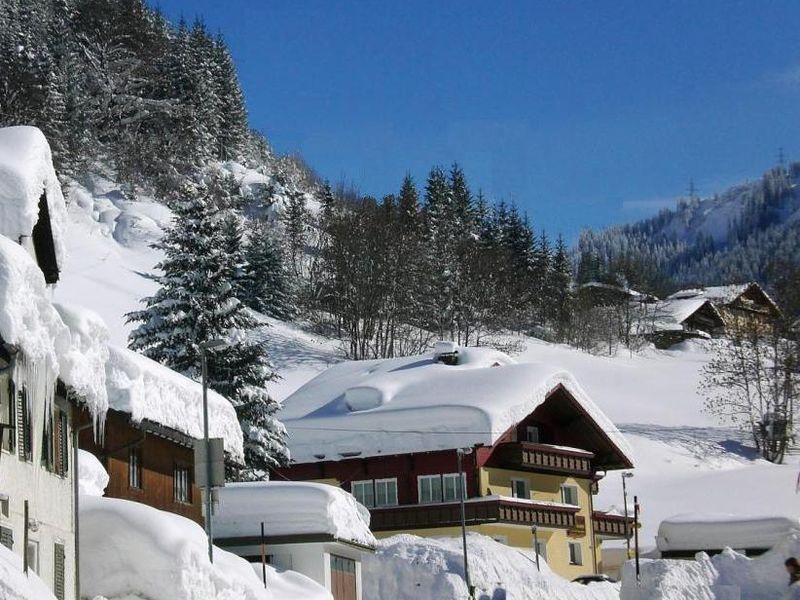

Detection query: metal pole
(261, 521), (267, 588)
(532, 525), (540, 572)
(622, 475), (630, 557)
(634, 495), (641, 585)
(23, 499), (29, 574)
(202, 350), (214, 563)
(457, 449), (474, 600)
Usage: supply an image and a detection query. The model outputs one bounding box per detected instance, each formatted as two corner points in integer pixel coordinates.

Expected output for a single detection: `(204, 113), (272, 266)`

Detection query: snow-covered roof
(215, 481), (376, 549)
(105, 345), (244, 462)
(667, 284), (751, 304)
(0, 237), (108, 418)
(0, 126), (67, 269)
(280, 346), (633, 465)
(656, 513), (800, 552)
(652, 298), (720, 329)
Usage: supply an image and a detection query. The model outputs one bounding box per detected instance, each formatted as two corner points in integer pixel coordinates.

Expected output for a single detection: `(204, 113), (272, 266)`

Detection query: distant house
(577, 282), (658, 308)
(656, 514), (799, 558)
(646, 298), (726, 348)
(215, 481), (376, 600)
(667, 283), (782, 333)
(276, 345), (634, 580)
(78, 345), (244, 525)
(0, 126), (108, 600)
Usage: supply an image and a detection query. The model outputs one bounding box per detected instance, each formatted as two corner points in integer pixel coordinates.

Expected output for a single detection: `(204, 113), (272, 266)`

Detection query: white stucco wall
(0, 406), (76, 600)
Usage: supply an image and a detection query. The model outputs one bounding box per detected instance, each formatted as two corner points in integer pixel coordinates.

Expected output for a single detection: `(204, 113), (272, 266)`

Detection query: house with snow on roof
(276, 342), (635, 580)
(667, 283), (782, 334)
(0, 126), (110, 600)
(644, 296), (726, 348)
(215, 481), (376, 600)
(77, 341), (244, 525)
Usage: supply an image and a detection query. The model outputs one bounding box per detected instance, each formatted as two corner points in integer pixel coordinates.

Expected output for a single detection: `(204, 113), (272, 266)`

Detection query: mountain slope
(577, 163), (800, 293)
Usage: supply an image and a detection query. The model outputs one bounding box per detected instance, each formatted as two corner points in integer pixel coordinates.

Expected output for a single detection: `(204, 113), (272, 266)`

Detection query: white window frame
(510, 478), (529, 500)
(418, 474), (442, 504)
(351, 479), (375, 508)
(525, 425), (540, 443)
(568, 541), (583, 565)
(442, 472), (467, 502)
(128, 446), (142, 489)
(26, 538), (39, 573)
(560, 484), (579, 506)
(374, 477), (398, 507)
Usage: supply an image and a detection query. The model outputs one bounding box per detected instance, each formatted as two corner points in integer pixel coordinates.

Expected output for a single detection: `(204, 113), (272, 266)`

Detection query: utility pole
(457, 448), (474, 600)
(687, 178), (697, 201)
(634, 495), (641, 585)
(622, 472), (634, 558)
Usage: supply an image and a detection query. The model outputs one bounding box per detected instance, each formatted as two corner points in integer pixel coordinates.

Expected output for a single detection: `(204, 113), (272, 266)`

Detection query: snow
(620, 531), (800, 600)
(105, 344), (244, 462)
(280, 346), (632, 464)
(78, 448), (109, 497)
(80, 494), (331, 600)
(656, 513), (800, 553)
(651, 297), (719, 328)
(0, 126), (67, 269)
(363, 533), (621, 600)
(215, 481), (376, 548)
(0, 543), (56, 600)
(667, 284), (751, 304)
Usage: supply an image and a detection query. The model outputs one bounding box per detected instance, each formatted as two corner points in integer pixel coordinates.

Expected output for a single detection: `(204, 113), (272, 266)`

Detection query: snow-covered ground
(53, 172), (799, 596)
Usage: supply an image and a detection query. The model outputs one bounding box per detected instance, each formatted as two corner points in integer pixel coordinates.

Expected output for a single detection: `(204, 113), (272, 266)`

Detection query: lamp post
(456, 447), (474, 600)
(621, 472), (634, 558)
(199, 337), (229, 563)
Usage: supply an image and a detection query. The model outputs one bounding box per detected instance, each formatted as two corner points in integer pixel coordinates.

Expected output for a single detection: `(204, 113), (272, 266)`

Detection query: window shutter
(0, 525), (12, 550)
(16, 390), (25, 461)
(53, 542), (65, 600)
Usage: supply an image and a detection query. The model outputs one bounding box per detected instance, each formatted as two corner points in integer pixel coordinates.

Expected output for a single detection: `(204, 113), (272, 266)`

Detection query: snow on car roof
(280, 346), (633, 464)
(656, 513), (800, 552)
(215, 481), (376, 549)
(105, 344), (244, 462)
(0, 126), (67, 269)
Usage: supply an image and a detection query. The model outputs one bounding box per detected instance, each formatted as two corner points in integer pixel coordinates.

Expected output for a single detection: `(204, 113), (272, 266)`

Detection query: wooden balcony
(369, 497), (580, 532)
(592, 511), (633, 539)
(490, 442), (594, 477)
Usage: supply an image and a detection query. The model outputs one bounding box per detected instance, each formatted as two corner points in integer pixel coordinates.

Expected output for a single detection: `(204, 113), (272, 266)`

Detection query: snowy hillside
(54, 180), (798, 553)
(577, 162), (800, 291)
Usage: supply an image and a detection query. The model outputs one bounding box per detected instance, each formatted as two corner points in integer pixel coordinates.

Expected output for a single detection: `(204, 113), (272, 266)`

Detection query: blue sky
(151, 1), (800, 240)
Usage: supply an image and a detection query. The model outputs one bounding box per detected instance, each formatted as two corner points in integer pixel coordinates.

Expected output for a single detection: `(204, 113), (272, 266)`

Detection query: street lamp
(200, 337), (229, 562)
(621, 472), (634, 558)
(456, 447), (475, 600)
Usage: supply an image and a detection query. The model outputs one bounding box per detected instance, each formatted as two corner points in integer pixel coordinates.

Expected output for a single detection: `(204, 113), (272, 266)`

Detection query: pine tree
(549, 234), (573, 338)
(242, 218), (295, 320)
(127, 185), (288, 476)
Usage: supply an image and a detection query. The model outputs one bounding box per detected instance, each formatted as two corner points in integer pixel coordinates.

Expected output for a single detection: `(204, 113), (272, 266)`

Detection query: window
(375, 478), (398, 507)
(535, 540), (547, 562)
(330, 554), (356, 574)
(560, 485), (579, 506)
(442, 473), (466, 502)
(128, 446), (142, 489)
(0, 373), (13, 453)
(26, 539), (39, 573)
(526, 425), (540, 443)
(418, 475), (442, 504)
(41, 410), (54, 471)
(568, 542), (583, 566)
(174, 465), (192, 503)
(0, 495), (8, 518)
(0, 525), (12, 550)
(511, 478), (529, 500)
(351, 480), (375, 508)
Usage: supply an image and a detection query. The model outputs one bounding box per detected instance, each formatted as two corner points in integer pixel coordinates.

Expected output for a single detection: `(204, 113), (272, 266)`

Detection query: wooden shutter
(53, 542), (65, 600)
(0, 525), (12, 550)
(16, 389), (26, 461)
(54, 409), (68, 476)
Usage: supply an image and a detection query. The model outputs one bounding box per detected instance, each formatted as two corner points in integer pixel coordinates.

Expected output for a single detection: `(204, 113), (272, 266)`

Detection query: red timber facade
(277, 384), (634, 578)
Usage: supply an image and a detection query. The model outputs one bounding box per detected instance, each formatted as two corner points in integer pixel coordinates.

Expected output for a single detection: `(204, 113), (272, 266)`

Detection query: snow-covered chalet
(666, 283), (782, 333)
(277, 342), (635, 580)
(0, 126), (109, 600)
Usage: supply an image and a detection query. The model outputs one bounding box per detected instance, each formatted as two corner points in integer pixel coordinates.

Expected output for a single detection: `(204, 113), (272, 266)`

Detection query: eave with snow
(645, 297), (726, 348)
(277, 345), (634, 579)
(667, 282), (782, 329)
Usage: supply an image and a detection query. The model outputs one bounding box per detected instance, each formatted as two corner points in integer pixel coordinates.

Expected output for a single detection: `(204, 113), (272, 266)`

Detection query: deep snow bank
(80, 495), (330, 600)
(620, 531), (800, 600)
(0, 544), (56, 600)
(363, 533), (620, 600)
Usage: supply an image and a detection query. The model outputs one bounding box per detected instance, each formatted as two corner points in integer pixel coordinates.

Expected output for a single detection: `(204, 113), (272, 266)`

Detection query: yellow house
(277, 344), (634, 580)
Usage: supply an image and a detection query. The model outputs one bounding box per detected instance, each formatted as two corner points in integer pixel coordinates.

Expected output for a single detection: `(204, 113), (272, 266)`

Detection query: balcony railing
(490, 442), (594, 476)
(592, 511), (633, 538)
(369, 497), (580, 532)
